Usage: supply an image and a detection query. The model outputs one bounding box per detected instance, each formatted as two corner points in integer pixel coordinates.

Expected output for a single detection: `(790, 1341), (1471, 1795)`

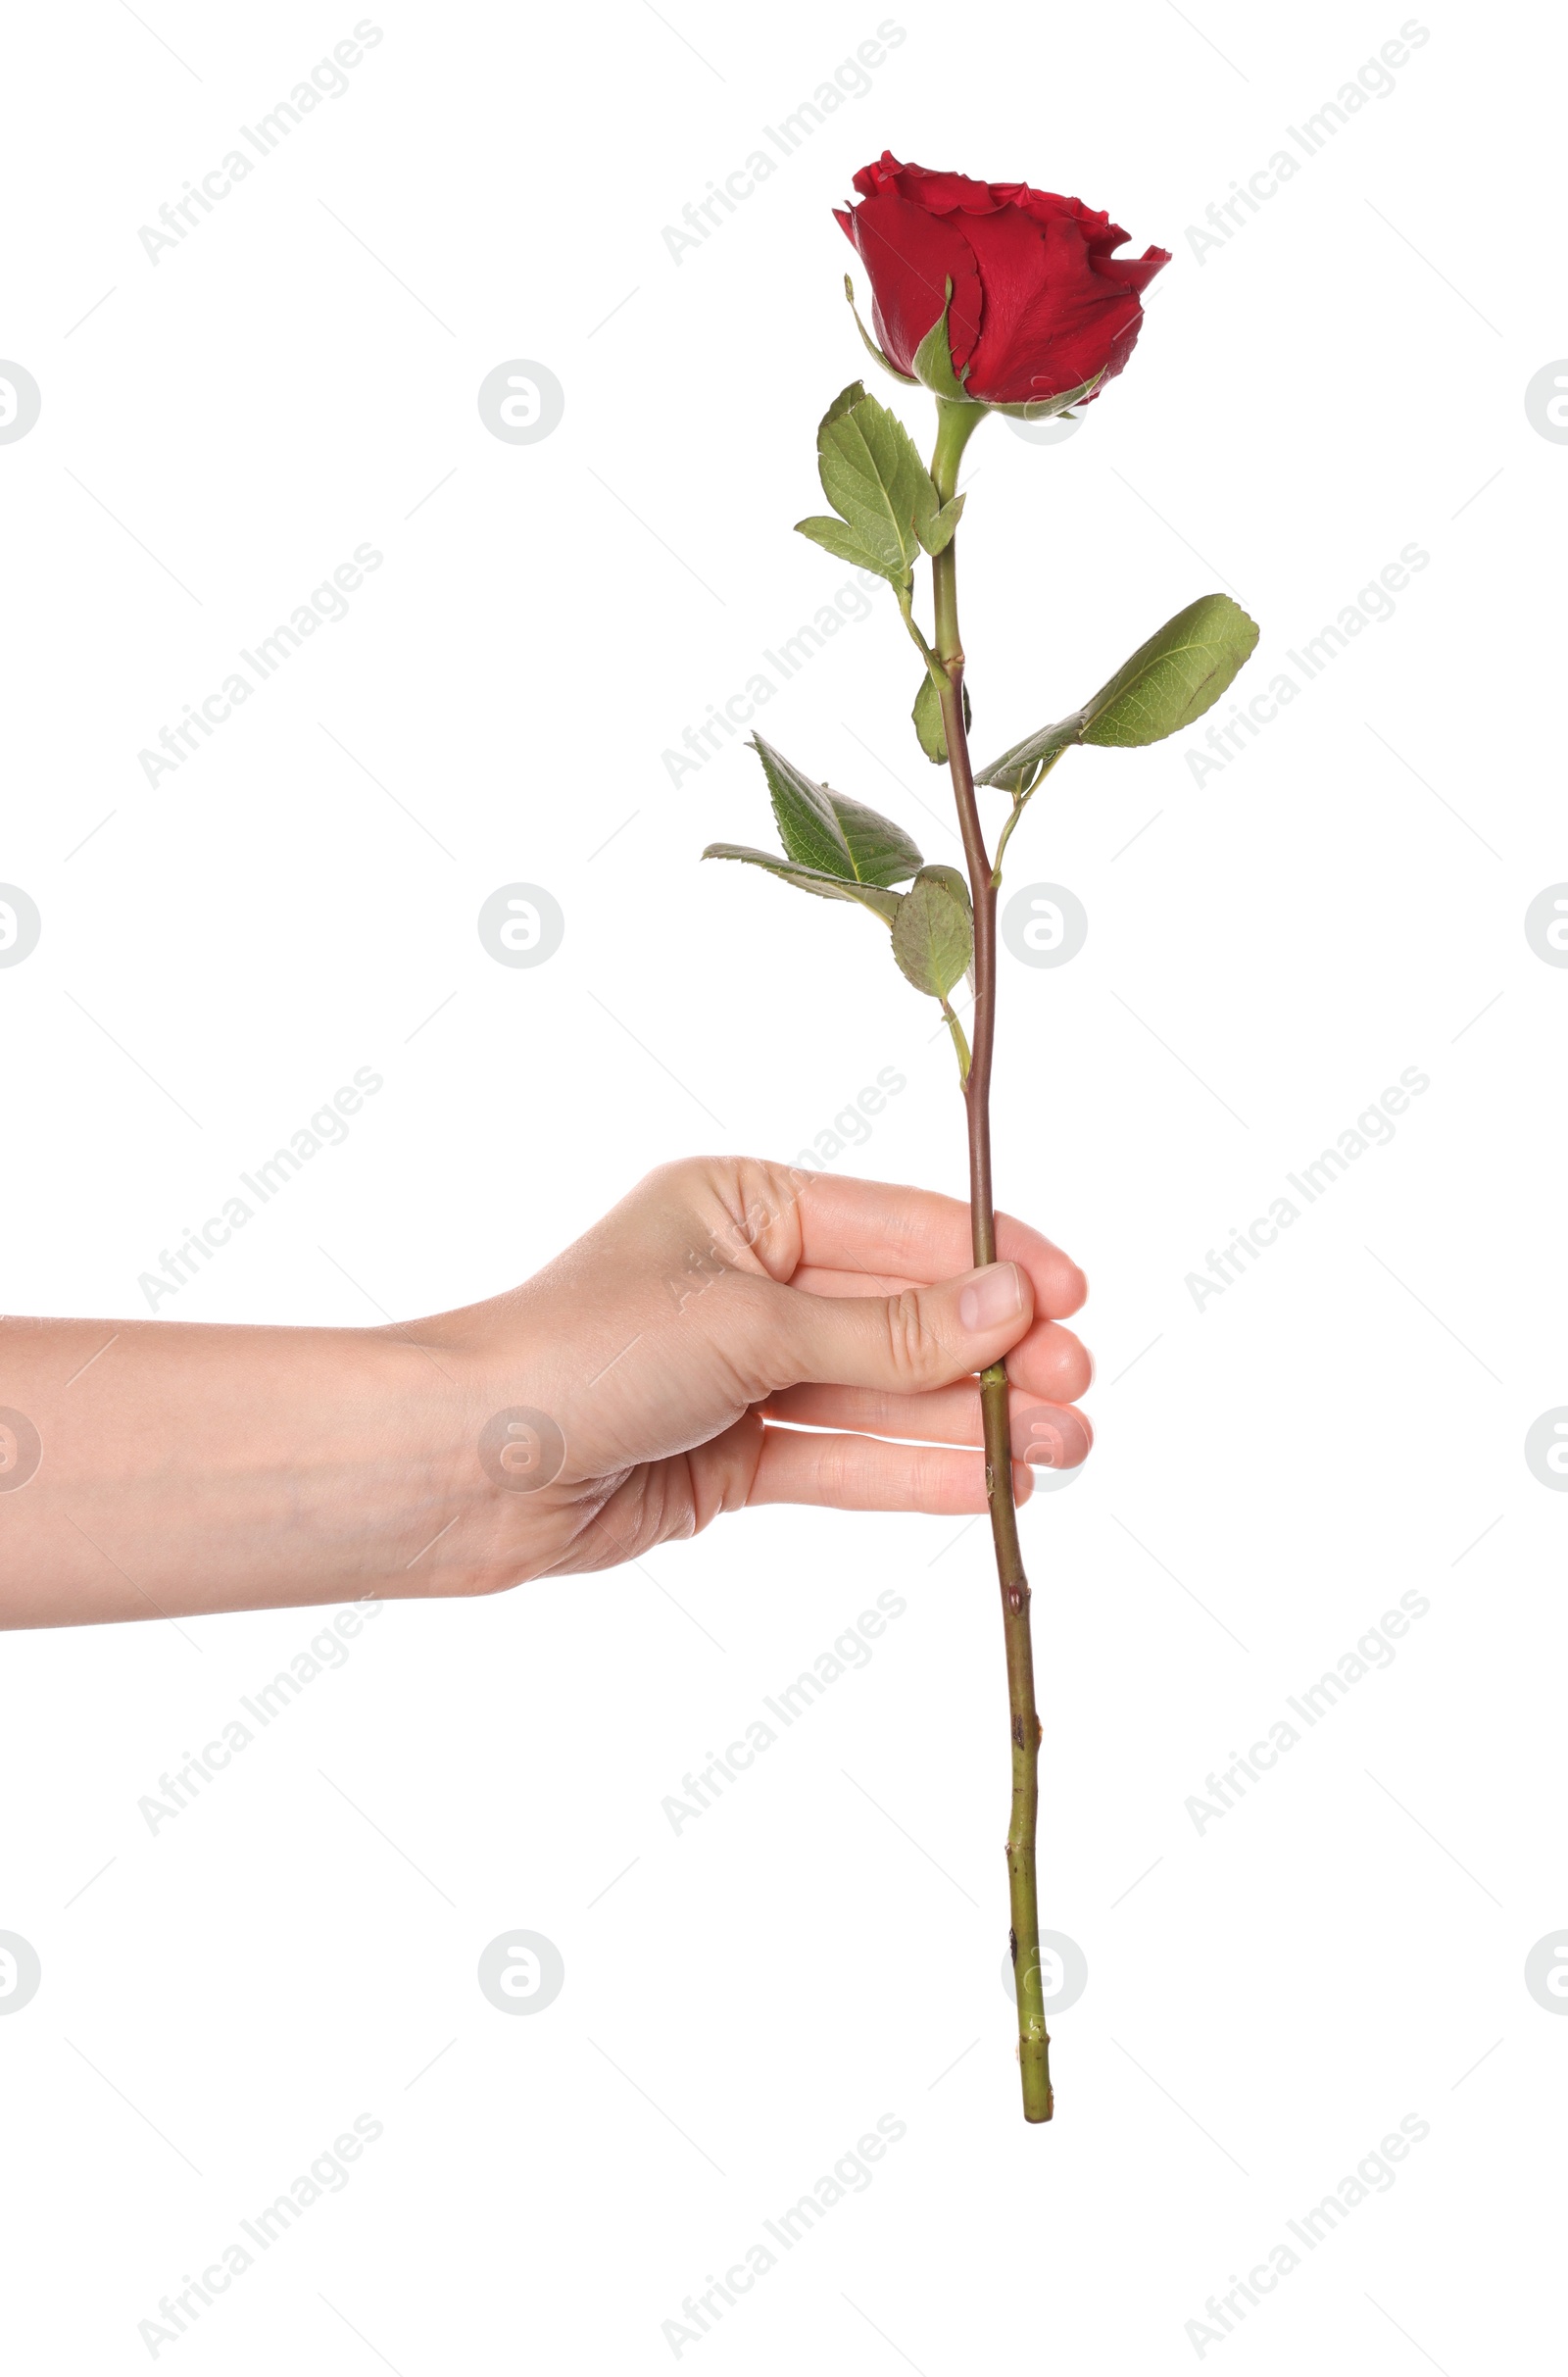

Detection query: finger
(788, 1263), (915, 1299)
(782, 1275), (1092, 1405)
(987, 1316), (1092, 1406)
(761, 1382), (1093, 1467)
(755, 1168), (1088, 1317)
(759, 1259), (1036, 1399)
(750, 1424), (1037, 1513)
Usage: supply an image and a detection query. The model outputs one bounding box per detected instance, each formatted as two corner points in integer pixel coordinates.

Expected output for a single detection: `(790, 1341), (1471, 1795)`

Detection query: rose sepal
(988, 371), (1104, 421)
(843, 274), (918, 386)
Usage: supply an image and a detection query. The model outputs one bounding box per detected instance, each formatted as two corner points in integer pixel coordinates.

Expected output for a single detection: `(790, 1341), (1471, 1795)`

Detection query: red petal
(851, 150), (906, 201)
(1092, 244), (1171, 295)
(892, 160), (1006, 215)
(1004, 186), (1124, 246)
(850, 154), (1003, 217)
(961, 207), (1154, 403)
(844, 187), (984, 376)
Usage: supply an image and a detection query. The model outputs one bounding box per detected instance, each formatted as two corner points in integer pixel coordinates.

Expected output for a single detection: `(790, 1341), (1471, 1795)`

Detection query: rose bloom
(837, 152), (1169, 406)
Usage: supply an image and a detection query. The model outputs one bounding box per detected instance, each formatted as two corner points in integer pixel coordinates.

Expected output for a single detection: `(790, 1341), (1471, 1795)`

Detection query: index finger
(770, 1166), (1088, 1319)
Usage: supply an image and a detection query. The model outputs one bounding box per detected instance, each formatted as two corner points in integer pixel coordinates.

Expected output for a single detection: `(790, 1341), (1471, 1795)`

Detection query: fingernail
(957, 1262), (1023, 1334)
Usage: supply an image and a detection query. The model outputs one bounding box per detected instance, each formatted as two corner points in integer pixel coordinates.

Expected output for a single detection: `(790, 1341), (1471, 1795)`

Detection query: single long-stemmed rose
(705, 152), (1258, 2122)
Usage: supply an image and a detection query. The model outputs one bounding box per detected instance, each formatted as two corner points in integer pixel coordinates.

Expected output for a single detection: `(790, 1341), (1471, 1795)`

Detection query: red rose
(836, 152), (1169, 410)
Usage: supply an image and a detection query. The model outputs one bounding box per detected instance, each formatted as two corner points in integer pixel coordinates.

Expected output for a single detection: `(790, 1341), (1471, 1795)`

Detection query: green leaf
(911, 674), (944, 765)
(794, 514), (895, 578)
(972, 594), (1261, 787)
(750, 735), (922, 887)
(814, 381), (938, 583)
(751, 734), (853, 875)
(973, 712), (1087, 792)
(1081, 594), (1261, 747)
(909, 287), (975, 404)
(702, 843), (903, 925)
(911, 674), (971, 767)
(891, 865), (973, 999)
(828, 795), (925, 887)
(922, 493), (965, 556)
(844, 274), (918, 385)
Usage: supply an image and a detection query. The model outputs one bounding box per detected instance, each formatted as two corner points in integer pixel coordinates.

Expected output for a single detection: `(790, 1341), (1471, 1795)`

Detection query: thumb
(767, 1261), (1034, 1396)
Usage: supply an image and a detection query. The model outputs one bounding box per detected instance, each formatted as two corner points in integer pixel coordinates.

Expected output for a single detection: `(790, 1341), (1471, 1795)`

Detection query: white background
(1, 0), (1564, 2367)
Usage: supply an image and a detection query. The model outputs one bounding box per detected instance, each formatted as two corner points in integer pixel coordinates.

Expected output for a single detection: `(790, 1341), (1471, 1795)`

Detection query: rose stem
(929, 394), (1053, 2124)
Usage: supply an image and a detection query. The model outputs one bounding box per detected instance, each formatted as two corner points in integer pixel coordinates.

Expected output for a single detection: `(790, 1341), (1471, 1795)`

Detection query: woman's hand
(459, 1157), (1093, 1584)
(0, 1158), (1091, 1626)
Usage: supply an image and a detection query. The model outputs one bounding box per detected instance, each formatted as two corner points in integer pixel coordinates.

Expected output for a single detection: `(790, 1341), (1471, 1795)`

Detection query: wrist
(399, 1290), (566, 1599)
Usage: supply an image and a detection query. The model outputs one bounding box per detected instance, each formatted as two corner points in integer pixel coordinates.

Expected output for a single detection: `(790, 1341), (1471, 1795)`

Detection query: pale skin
(0, 1158), (1092, 1631)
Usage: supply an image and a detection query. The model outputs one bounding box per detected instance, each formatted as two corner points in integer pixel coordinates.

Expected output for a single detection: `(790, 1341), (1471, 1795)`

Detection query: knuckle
(812, 1430), (858, 1505)
(640, 1155), (704, 1203)
(882, 1287), (943, 1387)
(713, 1275), (791, 1402)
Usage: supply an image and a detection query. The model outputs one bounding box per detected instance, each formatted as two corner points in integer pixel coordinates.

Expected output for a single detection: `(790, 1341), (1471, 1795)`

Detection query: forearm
(0, 1311), (506, 1628)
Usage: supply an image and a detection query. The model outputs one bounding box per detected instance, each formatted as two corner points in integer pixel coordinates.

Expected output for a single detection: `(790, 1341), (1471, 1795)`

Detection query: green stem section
(990, 750), (1062, 887)
(930, 398), (1053, 2123)
(939, 998), (971, 1082)
(895, 582), (945, 686)
(992, 796), (1027, 888)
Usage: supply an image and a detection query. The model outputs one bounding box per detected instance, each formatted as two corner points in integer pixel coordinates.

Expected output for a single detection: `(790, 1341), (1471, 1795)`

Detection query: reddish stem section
(930, 398), (1052, 2121)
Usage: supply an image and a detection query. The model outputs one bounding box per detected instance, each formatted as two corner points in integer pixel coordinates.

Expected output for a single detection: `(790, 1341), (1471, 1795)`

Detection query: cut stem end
(1019, 2035), (1054, 2122)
